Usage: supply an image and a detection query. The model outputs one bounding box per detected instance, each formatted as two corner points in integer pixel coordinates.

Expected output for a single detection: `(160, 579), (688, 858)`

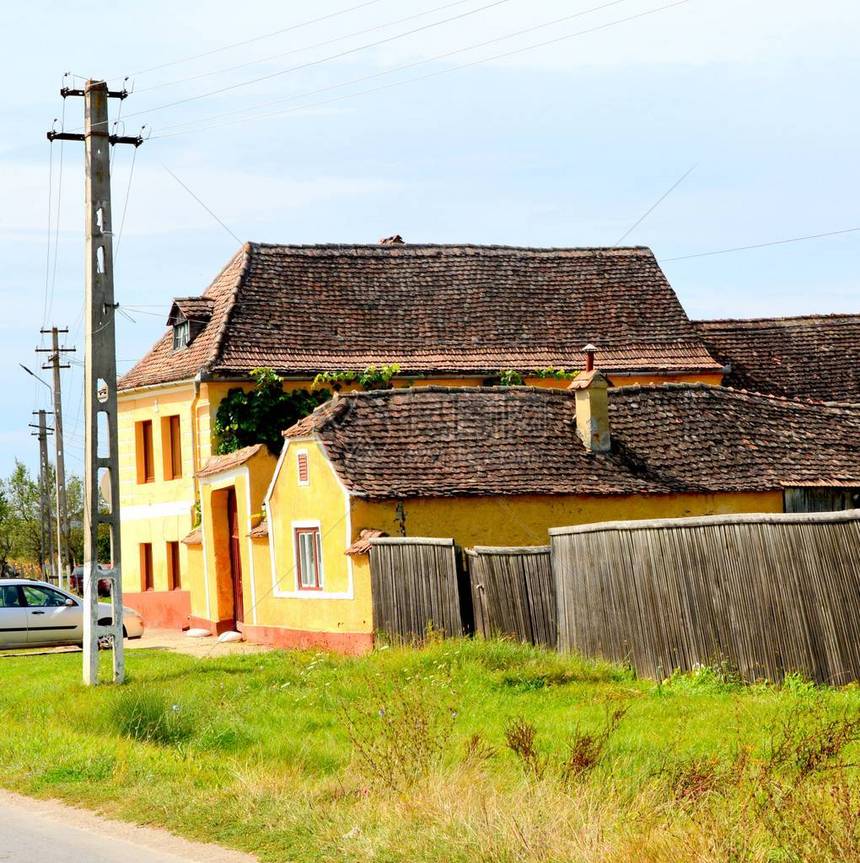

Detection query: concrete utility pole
(48, 79), (143, 685)
(36, 327), (75, 590)
(29, 410), (55, 583)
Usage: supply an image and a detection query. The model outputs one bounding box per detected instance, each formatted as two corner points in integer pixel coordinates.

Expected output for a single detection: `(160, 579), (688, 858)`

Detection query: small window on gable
(297, 451), (309, 486)
(173, 319), (190, 350)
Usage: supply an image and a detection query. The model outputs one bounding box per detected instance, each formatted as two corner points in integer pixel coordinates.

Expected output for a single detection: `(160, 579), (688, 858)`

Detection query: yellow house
(117, 240), (724, 628)
(215, 378), (860, 651)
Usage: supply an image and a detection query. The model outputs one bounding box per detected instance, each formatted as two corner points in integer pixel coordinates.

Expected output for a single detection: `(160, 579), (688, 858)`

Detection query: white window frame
(292, 519), (324, 591)
(173, 319), (190, 350)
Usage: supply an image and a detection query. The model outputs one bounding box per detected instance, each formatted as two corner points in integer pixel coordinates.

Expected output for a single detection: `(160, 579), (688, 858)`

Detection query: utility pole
(48, 79), (143, 685)
(36, 327), (75, 590)
(29, 410), (55, 583)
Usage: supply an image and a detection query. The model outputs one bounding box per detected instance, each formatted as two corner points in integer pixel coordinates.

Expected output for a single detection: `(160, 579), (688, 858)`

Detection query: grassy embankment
(0, 639), (858, 862)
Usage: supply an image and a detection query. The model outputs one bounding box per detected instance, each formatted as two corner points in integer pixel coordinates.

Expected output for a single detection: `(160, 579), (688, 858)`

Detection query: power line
(42, 139), (54, 328)
(120, 0), (517, 122)
(153, 0), (632, 137)
(614, 164), (696, 246)
(161, 163), (243, 244)
(662, 225), (860, 262)
(151, 0), (638, 137)
(115, 0), (392, 79)
(137, 0), (479, 94)
(114, 144), (140, 263)
(153, 0), (689, 140)
(47, 100), (68, 325)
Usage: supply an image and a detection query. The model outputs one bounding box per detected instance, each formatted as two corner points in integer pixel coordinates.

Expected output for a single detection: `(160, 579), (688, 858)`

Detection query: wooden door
(227, 488), (244, 626)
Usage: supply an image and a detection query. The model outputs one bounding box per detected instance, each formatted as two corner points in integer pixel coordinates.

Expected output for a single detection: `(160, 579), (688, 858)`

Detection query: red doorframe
(226, 488), (244, 627)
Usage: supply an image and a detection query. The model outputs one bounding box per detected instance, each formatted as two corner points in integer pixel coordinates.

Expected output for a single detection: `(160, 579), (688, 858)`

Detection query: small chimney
(379, 234), (404, 245)
(582, 343), (596, 373)
(569, 346), (610, 452)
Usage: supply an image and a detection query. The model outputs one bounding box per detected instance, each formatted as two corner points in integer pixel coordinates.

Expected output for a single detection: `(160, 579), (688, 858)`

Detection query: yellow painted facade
(117, 366), (726, 634)
(256, 433), (783, 643)
(118, 383), (197, 595)
(261, 439), (373, 638)
(196, 446), (276, 629)
(350, 490), (783, 549)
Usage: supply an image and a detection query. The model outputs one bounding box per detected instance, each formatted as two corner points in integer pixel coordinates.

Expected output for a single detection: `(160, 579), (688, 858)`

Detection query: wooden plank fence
(467, 546), (556, 647)
(550, 509), (860, 683)
(368, 537), (467, 641)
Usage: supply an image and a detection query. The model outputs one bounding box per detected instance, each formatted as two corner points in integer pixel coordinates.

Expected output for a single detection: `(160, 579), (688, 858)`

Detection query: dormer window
(173, 319), (191, 350)
(166, 296), (214, 352)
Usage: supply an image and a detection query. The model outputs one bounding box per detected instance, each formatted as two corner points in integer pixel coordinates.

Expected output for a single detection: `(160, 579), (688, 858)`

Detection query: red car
(69, 565), (113, 597)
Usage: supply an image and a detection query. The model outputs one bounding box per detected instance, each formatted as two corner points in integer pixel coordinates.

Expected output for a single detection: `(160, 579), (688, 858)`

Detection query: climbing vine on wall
(494, 368), (579, 387)
(214, 368), (332, 456)
(312, 363), (401, 391)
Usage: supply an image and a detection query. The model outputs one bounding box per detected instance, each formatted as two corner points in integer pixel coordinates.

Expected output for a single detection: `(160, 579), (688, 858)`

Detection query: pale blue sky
(1, 0), (859, 476)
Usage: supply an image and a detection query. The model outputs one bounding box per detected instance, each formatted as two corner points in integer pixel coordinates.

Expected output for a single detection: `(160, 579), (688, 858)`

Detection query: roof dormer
(166, 297), (214, 350)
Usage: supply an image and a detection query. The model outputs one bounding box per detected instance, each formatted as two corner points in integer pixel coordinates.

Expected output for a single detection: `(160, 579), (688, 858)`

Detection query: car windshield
(21, 585), (71, 608)
(0, 585), (22, 608)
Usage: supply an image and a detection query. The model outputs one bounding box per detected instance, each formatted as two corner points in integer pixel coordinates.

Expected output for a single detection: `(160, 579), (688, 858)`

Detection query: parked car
(0, 579), (144, 650)
(69, 565), (113, 597)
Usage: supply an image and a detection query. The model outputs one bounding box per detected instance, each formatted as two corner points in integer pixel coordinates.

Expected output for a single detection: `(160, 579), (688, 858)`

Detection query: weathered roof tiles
(284, 384), (860, 499)
(697, 313), (860, 402)
(119, 243), (721, 390)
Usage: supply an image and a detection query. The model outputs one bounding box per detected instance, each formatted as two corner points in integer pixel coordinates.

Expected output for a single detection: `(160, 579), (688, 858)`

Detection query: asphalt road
(0, 791), (256, 863)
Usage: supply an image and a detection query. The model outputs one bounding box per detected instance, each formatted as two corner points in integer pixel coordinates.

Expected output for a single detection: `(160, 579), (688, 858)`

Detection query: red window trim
(294, 527), (322, 591)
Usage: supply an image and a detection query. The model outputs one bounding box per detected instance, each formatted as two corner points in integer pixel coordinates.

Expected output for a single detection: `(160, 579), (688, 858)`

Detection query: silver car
(0, 579), (144, 649)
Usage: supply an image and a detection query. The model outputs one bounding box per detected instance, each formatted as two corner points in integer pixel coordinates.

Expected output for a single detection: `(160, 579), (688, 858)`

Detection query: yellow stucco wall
(197, 447), (276, 628)
(118, 383), (197, 593)
(611, 372), (725, 387)
(262, 439), (373, 635)
(118, 366), (725, 623)
(350, 491), (784, 549)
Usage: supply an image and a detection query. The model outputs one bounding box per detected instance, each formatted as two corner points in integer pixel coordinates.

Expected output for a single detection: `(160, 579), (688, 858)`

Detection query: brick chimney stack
(569, 345), (611, 452)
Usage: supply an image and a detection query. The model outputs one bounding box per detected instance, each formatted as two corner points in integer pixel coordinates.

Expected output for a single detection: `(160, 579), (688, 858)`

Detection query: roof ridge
(248, 242), (654, 256)
(697, 312), (860, 327)
(609, 381), (860, 413)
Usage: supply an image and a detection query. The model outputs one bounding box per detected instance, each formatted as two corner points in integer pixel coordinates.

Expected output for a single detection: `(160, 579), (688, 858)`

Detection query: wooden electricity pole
(30, 410), (55, 583)
(48, 79), (143, 684)
(36, 327), (75, 590)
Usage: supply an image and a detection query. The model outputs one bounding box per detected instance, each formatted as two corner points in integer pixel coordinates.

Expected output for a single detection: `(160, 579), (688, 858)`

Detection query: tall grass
(0, 640), (857, 862)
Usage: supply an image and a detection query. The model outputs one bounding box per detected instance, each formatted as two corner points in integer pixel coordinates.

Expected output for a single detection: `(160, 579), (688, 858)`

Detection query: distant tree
(4, 461), (42, 562)
(0, 485), (13, 575)
(65, 474), (112, 566)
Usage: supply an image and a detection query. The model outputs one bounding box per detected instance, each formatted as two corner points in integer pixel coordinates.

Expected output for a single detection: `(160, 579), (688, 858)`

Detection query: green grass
(0, 639), (858, 862)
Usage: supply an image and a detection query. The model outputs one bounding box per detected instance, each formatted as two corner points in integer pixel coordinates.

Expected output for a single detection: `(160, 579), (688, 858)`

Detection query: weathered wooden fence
(551, 510), (860, 683)
(368, 537), (468, 641)
(467, 546), (556, 647)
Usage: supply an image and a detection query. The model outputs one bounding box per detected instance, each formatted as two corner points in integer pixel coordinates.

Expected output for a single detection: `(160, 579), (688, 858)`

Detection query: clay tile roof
(345, 528), (388, 556)
(181, 527), (202, 546)
(197, 443), (264, 478)
(283, 385), (860, 499)
(167, 296), (215, 326)
(697, 314), (860, 402)
(119, 243), (721, 390)
(119, 246), (250, 390)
